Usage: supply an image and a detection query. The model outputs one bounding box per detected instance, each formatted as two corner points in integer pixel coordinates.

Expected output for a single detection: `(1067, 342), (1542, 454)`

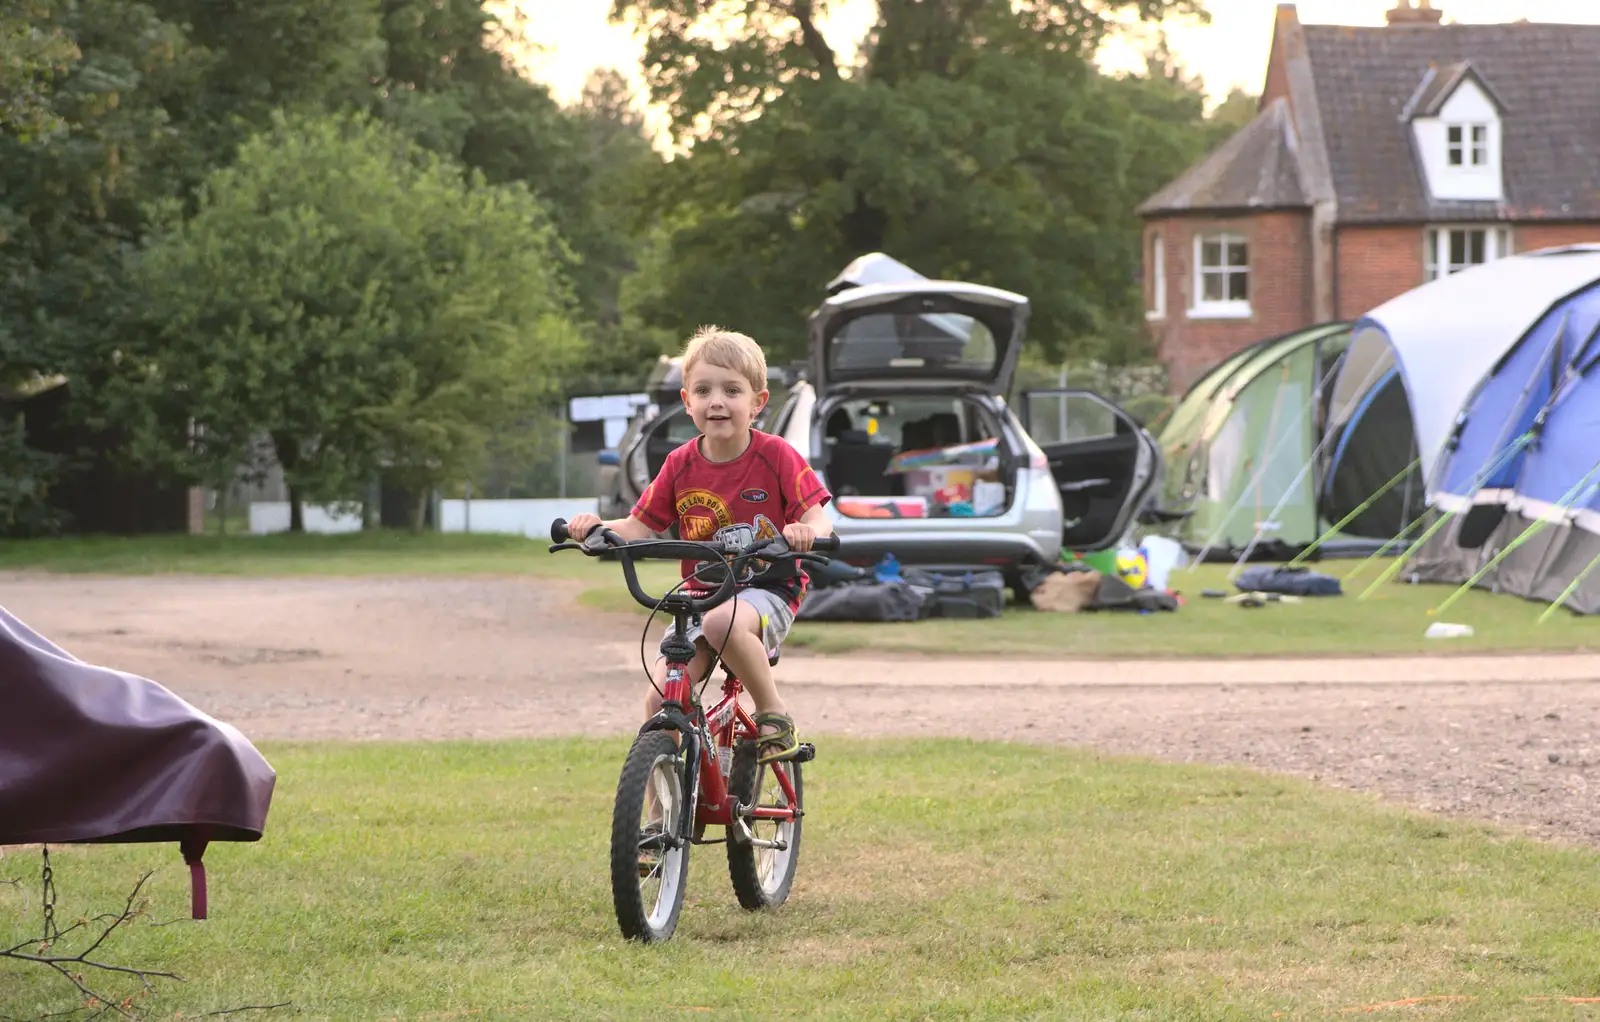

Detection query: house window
(1190, 231), (1250, 318)
(1146, 231), (1165, 320)
(1447, 124), (1489, 167)
(1424, 225), (1511, 280)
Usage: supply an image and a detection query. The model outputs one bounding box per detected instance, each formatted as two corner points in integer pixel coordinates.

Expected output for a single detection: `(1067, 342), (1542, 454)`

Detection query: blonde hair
(681, 325), (768, 393)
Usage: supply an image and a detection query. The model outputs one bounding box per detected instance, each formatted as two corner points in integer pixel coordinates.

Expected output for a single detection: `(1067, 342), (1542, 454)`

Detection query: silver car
(598, 257), (1164, 598)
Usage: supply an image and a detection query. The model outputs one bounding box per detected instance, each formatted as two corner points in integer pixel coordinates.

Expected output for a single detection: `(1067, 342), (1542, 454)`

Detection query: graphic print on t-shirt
(676, 488), (732, 540)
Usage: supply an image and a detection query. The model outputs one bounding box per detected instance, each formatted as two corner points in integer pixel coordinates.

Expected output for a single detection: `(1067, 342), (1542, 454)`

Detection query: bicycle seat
(724, 652), (779, 681)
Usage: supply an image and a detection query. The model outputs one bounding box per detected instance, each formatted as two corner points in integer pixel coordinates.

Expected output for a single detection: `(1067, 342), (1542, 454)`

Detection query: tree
(119, 112), (580, 530)
(374, 3), (667, 383)
(609, 0), (1212, 364)
(0, 0), (197, 535)
(361, 160), (585, 527)
(0, 1), (80, 134)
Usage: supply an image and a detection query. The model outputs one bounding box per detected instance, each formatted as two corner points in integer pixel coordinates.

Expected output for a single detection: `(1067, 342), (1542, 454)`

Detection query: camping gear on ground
(902, 567), (1006, 619)
(796, 565), (1008, 621)
(1157, 321), (1422, 563)
(0, 605), (276, 919)
(1385, 247), (1600, 614)
(873, 552), (904, 583)
(1069, 548), (1119, 576)
(1230, 591), (1301, 608)
(1114, 546), (1149, 590)
(1086, 574), (1179, 613)
(1029, 568), (1102, 613)
(795, 579), (929, 622)
(1141, 535), (1186, 591)
(1233, 565), (1343, 597)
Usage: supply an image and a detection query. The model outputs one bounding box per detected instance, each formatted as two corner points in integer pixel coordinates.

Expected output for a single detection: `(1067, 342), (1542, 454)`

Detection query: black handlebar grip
(812, 535), (841, 552)
(550, 518), (570, 543)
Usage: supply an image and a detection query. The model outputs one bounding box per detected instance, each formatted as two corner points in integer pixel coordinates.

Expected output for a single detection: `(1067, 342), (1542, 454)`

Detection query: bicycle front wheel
(611, 731), (691, 942)
(726, 740), (802, 910)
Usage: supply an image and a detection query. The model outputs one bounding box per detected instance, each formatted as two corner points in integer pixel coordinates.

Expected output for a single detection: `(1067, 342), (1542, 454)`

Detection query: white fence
(248, 502), (364, 534)
(248, 498), (598, 536)
(438, 498), (598, 537)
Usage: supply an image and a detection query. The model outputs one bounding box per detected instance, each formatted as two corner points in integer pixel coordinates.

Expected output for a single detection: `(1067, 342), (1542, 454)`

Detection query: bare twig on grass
(2, 869), (179, 1018)
(3, 857), (292, 1022)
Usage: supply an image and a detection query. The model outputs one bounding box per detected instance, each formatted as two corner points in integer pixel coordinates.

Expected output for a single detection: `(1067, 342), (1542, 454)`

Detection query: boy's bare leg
(699, 600), (784, 716)
(698, 600), (795, 761)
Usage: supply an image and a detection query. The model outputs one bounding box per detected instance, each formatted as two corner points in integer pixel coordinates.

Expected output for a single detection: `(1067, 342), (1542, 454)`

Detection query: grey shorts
(658, 586), (795, 661)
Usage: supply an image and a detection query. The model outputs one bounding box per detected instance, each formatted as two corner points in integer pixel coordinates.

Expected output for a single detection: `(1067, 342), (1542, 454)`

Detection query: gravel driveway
(5, 572), (1598, 846)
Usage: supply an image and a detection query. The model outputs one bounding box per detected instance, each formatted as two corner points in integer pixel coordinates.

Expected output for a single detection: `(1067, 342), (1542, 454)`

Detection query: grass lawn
(1, 533), (1595, 658)
(579, 558), (1600, 659)
(0, 531), (607, 582)
(4, 739), (1600, 1020)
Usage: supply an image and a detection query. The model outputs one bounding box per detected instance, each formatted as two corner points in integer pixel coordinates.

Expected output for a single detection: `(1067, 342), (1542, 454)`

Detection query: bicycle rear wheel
(611, 731), (691, 941)
(726, 739), (803, 910)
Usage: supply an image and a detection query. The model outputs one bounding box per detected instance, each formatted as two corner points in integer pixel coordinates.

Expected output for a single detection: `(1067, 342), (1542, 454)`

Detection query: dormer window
(1447, 124), (1488, 167)
(1404, 62), (1504, 202)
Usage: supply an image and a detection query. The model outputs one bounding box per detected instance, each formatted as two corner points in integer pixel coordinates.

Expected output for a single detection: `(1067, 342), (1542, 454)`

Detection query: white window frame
(1446, 123), (1489, 168)
(1145, 230), (1165, 320)
(1189, 231), (1251, 319)
(1423, 225), (1512, 281)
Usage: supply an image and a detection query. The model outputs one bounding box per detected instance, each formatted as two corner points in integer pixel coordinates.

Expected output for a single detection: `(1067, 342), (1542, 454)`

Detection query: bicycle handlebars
(547, 517), (841, 616)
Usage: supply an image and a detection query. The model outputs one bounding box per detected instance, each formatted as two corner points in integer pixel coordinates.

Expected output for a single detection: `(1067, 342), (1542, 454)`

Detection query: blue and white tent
(1330, 244), (1600, 613)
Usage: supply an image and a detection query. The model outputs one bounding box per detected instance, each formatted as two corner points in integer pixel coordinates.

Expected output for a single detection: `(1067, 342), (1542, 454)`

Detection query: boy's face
(681, 360), (768, 444)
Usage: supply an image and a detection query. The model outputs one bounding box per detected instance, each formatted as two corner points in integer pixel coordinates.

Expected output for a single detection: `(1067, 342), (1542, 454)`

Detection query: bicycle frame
(652, 616), (801, 841)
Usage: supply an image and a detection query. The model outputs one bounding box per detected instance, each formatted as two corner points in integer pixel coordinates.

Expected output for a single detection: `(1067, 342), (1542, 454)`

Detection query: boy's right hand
(565, 513), (602, 540)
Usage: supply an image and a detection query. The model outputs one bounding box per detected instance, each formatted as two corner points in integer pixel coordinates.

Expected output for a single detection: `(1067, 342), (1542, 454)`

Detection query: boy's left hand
(783, 522), (815, 551)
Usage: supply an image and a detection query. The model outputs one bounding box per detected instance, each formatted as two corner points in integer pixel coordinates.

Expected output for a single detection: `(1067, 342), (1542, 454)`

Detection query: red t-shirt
(630, 429), (832, 611)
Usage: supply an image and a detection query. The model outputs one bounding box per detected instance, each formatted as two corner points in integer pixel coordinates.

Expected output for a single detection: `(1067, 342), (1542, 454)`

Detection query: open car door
(618, 404), (701, 536)
(1021, 389), (1165, 551)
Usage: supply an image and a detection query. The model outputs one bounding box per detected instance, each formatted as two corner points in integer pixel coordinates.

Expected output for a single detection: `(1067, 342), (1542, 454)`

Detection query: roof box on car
(825, 252), (929, 296)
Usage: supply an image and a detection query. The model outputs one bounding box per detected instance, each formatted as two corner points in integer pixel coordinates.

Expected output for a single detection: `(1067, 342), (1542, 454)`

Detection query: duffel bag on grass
(903, 568), (1006, 619)
(796, 580), (930, 622)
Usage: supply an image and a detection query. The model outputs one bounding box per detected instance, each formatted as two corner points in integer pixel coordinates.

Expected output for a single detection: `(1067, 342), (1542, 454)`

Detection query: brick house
(1138, 0), (1600, 393)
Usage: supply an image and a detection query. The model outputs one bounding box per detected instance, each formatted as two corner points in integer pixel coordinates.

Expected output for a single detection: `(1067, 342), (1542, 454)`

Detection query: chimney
(1387, 0), (1444, 26)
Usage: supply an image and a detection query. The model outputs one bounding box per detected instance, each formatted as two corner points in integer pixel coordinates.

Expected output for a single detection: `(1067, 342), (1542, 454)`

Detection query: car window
(822, 396), (978, 451)
(644, 406), (700, 444)
(1026, 392), (1121, 445)
(830, 312), (998, 378)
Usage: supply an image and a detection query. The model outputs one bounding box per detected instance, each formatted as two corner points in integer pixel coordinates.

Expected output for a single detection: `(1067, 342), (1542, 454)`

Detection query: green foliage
(0, 408), (62, 535)
(0, 1), (80, 134)
(119, 112), (581, 526)
(0, 0), (195, 394)
(610, 0), (1224, 365)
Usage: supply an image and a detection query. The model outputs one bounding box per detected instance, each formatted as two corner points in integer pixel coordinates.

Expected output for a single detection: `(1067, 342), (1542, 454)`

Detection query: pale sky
(502, 0), (1600, 135)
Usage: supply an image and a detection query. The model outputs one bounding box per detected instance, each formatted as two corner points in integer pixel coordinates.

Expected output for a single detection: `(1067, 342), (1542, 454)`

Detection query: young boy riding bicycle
(563, 326), (834, 766)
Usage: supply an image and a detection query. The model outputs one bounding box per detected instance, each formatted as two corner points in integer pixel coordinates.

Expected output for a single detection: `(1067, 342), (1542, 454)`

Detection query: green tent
(1156, 322), (1421, 561)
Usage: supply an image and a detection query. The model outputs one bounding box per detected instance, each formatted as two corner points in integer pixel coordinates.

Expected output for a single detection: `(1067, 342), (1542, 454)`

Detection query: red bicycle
(548, 518), (841, 942)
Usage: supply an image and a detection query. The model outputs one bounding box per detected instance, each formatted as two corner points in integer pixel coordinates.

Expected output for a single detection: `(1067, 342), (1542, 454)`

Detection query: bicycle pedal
(793, 742), (816, 763)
